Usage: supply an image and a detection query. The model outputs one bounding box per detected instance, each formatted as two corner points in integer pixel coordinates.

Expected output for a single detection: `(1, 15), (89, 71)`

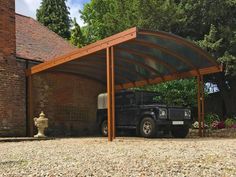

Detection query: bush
(205, 113), (220, 126)
(225, 118), (236, 128)
(211, 120), (220, 129)
(217, 121), (225, 129)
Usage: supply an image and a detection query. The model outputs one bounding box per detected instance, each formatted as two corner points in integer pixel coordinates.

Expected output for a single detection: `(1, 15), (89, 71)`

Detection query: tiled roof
(16, 14), (77, 62)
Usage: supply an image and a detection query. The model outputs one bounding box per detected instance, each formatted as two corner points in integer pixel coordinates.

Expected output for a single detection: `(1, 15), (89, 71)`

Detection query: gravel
(0, 138), (235, 177)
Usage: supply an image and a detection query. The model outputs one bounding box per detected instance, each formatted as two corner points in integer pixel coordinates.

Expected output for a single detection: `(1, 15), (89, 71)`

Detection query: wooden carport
(26, 27), (222, 141)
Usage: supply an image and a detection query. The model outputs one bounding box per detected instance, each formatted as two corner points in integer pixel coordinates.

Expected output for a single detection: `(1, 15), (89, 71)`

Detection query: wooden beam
(27, 74), (33, 137)
(106, 47), (113, 141)
(197, 76), (202, 137)
(28, 27), (137, 75)
(111, 46), (116, 139)
(115, 65), (222, 90)
(201, 75), (205, 137)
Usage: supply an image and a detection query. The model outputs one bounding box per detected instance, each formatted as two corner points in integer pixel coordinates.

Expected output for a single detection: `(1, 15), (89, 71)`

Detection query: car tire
(140, 117), (156, 138)
(171, 126), (189, 138)
(101, 120), (108, 137)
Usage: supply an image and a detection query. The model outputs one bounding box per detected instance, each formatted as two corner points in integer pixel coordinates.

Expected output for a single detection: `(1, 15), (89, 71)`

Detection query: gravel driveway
(0, 138), (235, 177)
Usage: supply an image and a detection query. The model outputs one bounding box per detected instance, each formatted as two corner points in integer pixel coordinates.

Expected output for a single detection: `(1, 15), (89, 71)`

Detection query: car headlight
(184, 109), (191, 119)
(159, 108), (167, 119)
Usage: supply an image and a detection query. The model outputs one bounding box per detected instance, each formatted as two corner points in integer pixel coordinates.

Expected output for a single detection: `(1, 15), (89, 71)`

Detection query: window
(123, 93), (135, 105)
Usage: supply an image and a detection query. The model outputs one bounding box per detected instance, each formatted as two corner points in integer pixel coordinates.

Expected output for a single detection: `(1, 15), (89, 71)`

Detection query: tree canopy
(70, 18), (85, 47)
(37, 0), (71, 39)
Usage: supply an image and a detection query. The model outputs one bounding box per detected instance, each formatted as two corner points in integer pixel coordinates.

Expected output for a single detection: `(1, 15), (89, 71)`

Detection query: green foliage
(79, 0), (140, 44)
(70, 18), (85, 47)
(225, 118), (236, 128)
(205, 113), (220, 126)
(135, 78), (197, 107)
(36, 0), (71, 39)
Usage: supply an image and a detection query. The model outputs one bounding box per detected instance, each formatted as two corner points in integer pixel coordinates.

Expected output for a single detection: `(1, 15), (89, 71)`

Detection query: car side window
(123, 93), (135, 106)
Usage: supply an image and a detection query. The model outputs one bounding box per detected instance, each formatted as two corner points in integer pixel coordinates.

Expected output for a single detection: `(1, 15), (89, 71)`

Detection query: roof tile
(16, 14), (77, 62)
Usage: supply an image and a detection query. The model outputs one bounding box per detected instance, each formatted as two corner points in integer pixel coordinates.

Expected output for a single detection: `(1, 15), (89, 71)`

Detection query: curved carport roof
(28, 27), (222, 88)
(27, 27), (222, 140)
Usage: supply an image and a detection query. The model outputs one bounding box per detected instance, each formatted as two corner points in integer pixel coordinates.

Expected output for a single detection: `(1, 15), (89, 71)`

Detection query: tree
(37, 0), (71, 39)
(135, 78), (198, 107)
(70, 18), (85, 47)
(182, 0), (236, 116)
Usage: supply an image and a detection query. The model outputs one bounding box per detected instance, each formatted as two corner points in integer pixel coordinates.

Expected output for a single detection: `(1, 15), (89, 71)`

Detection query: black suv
(97, 90), (192, 138)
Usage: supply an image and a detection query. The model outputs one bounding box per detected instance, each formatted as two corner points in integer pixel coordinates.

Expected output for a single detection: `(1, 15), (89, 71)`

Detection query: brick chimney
(0, 0), (16, 62)
(0, 0), (26, 137)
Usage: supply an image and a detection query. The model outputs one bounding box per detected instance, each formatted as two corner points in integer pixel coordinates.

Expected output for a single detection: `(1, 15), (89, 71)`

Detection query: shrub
(211, 120), (220, 129)
(217, 121), (225, 129)
(225, 118), (236, 128)
(232, 124), (236, 129)
(205, 113), (220, 126)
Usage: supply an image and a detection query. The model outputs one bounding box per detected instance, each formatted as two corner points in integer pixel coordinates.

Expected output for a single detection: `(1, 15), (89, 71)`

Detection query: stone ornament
(34, 111), (48, 138)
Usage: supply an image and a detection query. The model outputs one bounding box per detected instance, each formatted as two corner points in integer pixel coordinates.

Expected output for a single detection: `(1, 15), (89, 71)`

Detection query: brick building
(0, 0), (105, 136)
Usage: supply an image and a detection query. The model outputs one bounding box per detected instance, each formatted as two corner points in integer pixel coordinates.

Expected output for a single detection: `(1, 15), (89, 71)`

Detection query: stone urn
(34, 111), (48, 138)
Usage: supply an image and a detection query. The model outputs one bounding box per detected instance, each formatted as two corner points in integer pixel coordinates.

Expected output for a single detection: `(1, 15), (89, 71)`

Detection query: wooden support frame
(27, 74), (33, 137)
(106, 47), (116, 141)
(111, 47), (116, 139)
(197, 75), (205, 137)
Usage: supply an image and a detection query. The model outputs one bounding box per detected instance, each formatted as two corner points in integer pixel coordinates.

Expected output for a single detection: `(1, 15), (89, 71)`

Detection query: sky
(15, 0), (90, 26)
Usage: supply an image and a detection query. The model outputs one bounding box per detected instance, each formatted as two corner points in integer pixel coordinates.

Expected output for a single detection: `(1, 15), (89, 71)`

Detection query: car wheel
(101, 120), (108, 137)
(171, 126), (189, 138)
(140, 117), (156, 138)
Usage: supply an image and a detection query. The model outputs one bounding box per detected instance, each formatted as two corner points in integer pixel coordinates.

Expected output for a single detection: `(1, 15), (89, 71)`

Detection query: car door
(115, 93), (123, 126)
(119, 92), (137, 127)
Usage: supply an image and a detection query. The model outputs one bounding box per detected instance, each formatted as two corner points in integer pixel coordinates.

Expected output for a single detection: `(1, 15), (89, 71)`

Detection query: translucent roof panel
(29, 27), (221, 89)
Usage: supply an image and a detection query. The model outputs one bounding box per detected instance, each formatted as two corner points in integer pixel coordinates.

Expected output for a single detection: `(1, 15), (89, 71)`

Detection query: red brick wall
(0, 0), (26, 136)
(32, 72), (106, 136)
(0, 0), (16, 61)
(0, 61), (26, 136)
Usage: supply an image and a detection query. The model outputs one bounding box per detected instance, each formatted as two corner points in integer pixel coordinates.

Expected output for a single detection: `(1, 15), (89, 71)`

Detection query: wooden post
(201, 75), (205, 136)
(111, 46), (116, 139)
(27, 74), (33, 137)
(106, 47), (113, 141)
(197, 75), (204, 137)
